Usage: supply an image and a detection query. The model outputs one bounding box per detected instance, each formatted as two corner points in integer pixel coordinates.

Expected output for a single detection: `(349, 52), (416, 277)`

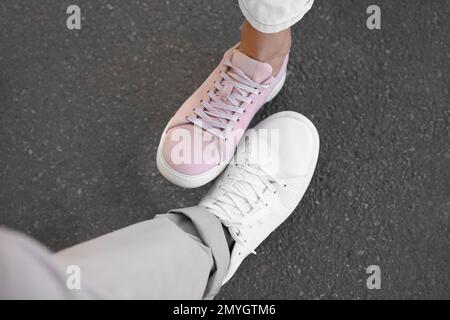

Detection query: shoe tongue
(230, 49), (272, 83)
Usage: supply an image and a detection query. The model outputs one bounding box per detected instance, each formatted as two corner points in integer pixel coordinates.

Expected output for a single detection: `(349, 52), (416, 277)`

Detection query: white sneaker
(199, 111), (320, 284)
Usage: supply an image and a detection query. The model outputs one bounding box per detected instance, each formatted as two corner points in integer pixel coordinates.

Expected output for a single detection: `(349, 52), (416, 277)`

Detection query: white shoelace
(204, 162), (285, 253)
(186, 58), (269, 140)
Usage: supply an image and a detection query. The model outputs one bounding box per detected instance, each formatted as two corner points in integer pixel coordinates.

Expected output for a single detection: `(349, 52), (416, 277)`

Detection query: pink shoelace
(186, 59), (269, 140)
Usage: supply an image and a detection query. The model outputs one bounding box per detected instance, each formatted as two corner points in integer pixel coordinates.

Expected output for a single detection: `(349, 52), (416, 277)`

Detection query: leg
(238, 0), (314, 74)
(239, 20), (291, 75)
(1, 110), (319, 298)
(157, 0), (315, 188)
(0, 207), (229, 300)
(238, 0), (315, 33)
(0, 228), (90, 299)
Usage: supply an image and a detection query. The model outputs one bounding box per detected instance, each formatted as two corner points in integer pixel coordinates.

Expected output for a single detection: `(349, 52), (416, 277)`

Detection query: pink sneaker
(156, 44), (288, 188)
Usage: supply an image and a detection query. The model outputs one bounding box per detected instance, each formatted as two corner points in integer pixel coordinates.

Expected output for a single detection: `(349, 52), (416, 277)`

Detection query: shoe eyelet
(283, 184), (287, 188)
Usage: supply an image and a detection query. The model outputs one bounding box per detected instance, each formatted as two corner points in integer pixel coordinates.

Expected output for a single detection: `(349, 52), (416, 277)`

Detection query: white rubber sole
(156, 73), (287, 188)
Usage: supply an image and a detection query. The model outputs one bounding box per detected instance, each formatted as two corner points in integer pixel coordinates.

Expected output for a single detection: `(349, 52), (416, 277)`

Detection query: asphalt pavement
(0, 0), (449, 299)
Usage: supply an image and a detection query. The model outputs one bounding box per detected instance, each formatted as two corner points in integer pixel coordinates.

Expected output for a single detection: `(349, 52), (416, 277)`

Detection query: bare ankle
(239, 20), (291, 75)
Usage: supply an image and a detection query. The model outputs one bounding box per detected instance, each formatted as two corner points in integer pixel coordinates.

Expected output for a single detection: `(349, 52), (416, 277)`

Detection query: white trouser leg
(238, 0), (315, 33)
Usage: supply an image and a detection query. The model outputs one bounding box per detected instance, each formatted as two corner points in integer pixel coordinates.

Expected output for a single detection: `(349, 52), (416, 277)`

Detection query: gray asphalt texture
(0, 0), (449, 299)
